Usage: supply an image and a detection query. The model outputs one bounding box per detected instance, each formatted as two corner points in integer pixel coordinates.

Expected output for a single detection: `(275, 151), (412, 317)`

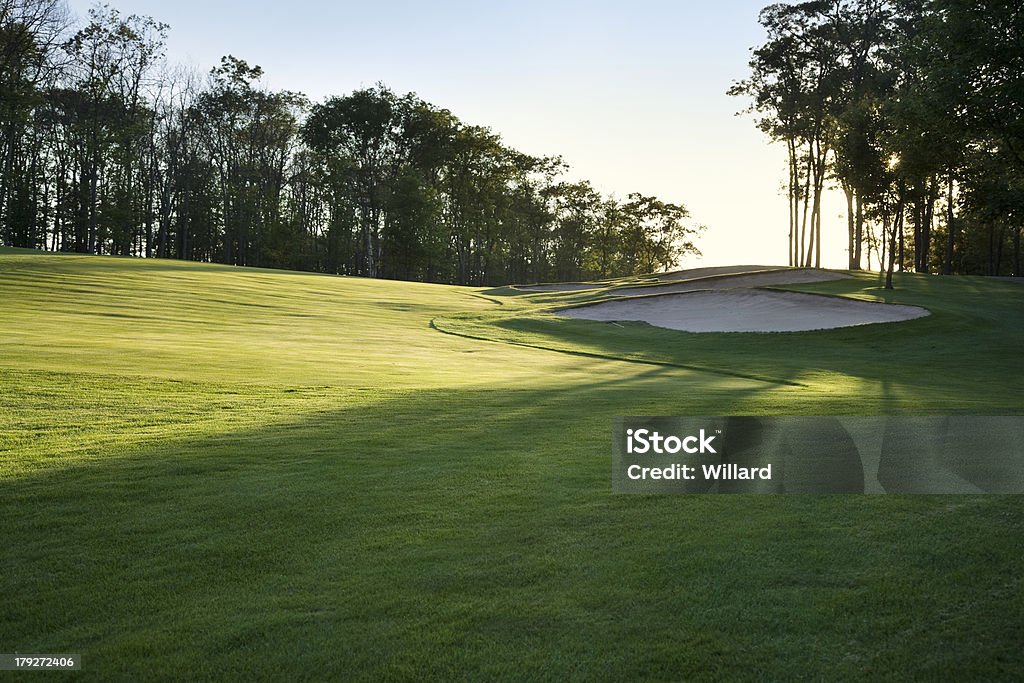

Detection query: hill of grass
(2, 248), (1021, 679)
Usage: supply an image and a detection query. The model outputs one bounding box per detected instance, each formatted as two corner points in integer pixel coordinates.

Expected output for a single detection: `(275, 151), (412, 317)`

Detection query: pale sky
(66, 0), (852, 269)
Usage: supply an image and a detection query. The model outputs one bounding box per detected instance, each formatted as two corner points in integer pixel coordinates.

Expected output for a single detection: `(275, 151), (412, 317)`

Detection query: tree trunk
(1014, 225), (1021, 277)
(799, 143), (812, 267)
(805, 203), (816, 269)
(788, 138), (797, 267)
(917, 200), (924, 272)
(814, 189), (821, 269)
(943, 173), (955, 275)
(845, 184), (855, 270)
(812, 145), (825, 269)
(994, 223), (1006, 276)
(854, 193), (864, 270)
(880, 214), (887, 276)
(885, 215), (899, 290)
(922, 183), (935, 273)
(886, 187), (905, 290)
(898, 206), (904, 273)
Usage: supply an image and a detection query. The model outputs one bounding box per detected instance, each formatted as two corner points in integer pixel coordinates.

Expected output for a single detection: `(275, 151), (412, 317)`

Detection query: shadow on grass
(447, 273), (1024, 413)
(2, 379), (1023, 679)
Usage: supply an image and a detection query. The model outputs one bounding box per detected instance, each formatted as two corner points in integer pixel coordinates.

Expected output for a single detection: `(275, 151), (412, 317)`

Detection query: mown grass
(1, 248), (1022, 680)
(451, 270), (1024, 412)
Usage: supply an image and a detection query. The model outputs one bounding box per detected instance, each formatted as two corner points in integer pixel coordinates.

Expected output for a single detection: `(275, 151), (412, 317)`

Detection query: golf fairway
(2, 248), (1022, 679)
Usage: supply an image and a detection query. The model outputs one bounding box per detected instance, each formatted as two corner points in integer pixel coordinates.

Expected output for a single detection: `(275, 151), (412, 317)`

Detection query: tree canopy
(0, 1), (702, 285)
(731, 0), (1024, 284)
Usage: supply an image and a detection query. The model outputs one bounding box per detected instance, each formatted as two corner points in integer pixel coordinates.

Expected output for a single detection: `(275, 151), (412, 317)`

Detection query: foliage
(0, 2), (701, 285)
(731, 0), (1024, 280)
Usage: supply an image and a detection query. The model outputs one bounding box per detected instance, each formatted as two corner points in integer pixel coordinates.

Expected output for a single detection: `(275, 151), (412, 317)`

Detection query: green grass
(1, 248), (1022, 680)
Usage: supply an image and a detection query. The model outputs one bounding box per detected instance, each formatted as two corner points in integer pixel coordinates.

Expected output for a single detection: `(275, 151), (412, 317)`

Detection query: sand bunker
(558, 289), (929, 333)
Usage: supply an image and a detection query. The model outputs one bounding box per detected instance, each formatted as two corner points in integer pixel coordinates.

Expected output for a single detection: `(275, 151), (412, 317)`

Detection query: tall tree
(0, 0), (68, 247)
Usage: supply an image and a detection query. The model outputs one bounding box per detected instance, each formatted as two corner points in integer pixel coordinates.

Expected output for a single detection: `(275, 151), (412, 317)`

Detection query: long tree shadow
(453, 273), (1024, 412)
(2, 377), (1022, 679)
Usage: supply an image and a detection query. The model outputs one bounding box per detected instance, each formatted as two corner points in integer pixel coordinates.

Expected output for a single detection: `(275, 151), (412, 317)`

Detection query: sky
(65, 0), (852, 269)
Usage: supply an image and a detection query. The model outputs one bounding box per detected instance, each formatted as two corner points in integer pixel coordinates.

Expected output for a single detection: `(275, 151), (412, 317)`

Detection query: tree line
(0, 1), (700, 285)
(731, 0), (1023, 285)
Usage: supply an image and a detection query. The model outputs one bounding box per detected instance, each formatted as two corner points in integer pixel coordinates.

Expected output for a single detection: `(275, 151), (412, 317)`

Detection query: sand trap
(558, 289), (929, 333)
(611, 268), (849, 297)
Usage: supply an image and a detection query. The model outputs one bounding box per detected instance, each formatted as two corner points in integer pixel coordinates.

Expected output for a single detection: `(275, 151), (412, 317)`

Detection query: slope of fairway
(2, 248), (1022, 680)
(607, 267), (849, 297)
(515, 265), (843, 293)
